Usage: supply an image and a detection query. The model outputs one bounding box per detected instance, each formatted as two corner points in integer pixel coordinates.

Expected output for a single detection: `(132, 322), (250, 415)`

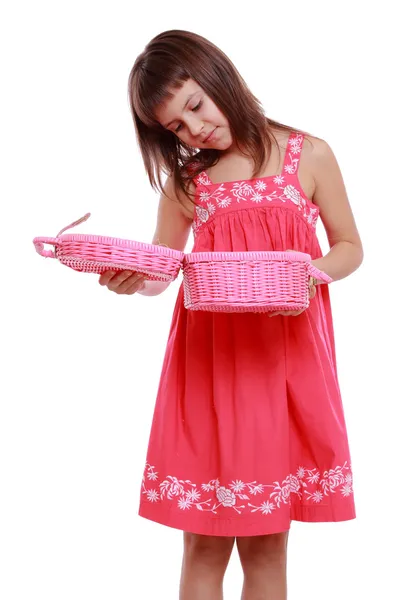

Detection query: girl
(99, 30), (363, 600)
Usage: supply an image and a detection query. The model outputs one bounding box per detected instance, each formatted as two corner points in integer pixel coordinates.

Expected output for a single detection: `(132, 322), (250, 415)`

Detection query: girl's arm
(138, 175), (193, 296)
(308, 138), (364, 282)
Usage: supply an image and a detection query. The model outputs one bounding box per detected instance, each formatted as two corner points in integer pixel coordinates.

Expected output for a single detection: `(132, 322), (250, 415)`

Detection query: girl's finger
(114, 270), (138, 284)
(129, 271), (146, 282)
(116, 273), (146, 293)
(106, 270), (142, 290)
(98, 270), (117, 285)
(125, 278), (146, 295)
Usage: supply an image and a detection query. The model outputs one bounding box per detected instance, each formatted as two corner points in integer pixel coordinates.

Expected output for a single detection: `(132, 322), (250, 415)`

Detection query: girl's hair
(128, 29), (311, 206)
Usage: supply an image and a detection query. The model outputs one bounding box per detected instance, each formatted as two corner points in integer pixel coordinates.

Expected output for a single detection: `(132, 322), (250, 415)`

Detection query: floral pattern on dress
(190, 133), (319, 237)
(141, 461), (353, 516)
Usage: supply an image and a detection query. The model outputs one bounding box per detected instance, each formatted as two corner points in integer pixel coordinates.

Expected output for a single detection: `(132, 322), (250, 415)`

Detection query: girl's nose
(187, 118), (204, 138)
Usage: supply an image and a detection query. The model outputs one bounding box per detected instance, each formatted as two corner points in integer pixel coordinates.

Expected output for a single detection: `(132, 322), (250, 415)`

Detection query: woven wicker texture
(183, 251), (332, 313)
(33, 213), (184, 282)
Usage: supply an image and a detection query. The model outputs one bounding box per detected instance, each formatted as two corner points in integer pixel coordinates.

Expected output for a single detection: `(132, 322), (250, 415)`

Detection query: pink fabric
(138, 132), (356, 536)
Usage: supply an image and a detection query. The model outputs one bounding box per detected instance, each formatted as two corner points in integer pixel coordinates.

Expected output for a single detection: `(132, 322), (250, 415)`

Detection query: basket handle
(55, 212), (91, 237)
(33, 237), (59, 258)
(307, 263), (333, 284)
(33, 213), (92, 258)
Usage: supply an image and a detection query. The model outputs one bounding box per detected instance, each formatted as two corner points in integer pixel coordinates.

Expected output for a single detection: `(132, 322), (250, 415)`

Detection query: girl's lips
(205, 127), (217, 142)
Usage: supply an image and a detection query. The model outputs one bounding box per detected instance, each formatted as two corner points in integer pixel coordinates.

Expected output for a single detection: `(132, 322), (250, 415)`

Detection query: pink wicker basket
(33, 213), (184, 281)
(182, 250), (333, 313)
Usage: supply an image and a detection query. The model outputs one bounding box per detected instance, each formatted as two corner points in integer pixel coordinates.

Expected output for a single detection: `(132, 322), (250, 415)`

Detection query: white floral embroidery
(232, 181), (259, 201)
(252, 191), (264, 203)
(197, 172), (211, 186)
(254, 180), (267, 192)
(283, 184), (306, 209)
(198, 190), (212, 203)
(190, 133), (319, 236)
(217, 196), (231, 209)
(206, 201), (216, 216)
(196, 205), (209, 223)
(146, 489), (160, 503)
(283, 157), (298, 175)
(306, 207), (319, 225)
(288, 133), (302, 154)
(141, 461), (354, 516)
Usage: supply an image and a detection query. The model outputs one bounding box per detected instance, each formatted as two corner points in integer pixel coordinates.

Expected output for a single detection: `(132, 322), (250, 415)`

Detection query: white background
(1, 1), (398, 598)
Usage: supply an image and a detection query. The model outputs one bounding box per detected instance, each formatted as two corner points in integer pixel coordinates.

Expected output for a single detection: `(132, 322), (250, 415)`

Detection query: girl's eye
(174, 101), (202, 133)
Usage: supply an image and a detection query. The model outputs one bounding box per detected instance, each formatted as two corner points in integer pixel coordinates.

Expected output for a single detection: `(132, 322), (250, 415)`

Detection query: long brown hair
(128, 29), (311, 206)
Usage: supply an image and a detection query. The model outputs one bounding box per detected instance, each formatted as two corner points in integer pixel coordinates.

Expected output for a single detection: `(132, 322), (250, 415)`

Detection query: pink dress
(138, 131), (356, 537)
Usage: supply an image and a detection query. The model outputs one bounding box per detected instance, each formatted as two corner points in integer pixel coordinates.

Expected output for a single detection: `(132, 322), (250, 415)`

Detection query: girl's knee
(236, 531), (289, 567)
(183, 532), (235, 565)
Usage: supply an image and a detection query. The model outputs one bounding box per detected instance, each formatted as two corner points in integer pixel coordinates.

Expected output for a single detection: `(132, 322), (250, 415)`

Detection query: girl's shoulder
(280, 129), (334, 202)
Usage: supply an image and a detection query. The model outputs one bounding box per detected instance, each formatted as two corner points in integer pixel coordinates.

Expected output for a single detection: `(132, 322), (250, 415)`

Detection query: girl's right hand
(98, 270), (147, 295)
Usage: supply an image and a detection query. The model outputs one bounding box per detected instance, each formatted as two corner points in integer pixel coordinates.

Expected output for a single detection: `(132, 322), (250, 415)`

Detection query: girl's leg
(179, 532), (236, 600)
(236, 530), (290, 600)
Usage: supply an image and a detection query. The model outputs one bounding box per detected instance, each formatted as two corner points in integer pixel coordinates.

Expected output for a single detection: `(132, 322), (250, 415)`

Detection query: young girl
(99, 29), (363, 600)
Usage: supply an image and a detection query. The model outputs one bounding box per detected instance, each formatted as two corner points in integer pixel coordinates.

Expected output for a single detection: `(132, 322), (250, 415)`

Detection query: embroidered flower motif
(197, 172), (211, 186)
(146, 489), (160, 502)
(178, 497), (192, 510)
(254, 180), (268, 192)
(230, 480), (246, 493)
(341, 483), (353, 497)
(249, 483), (265, 495)
(216, 196), (232, 208)
(216, 486), (236, 507)
(231, 182), (254, 202)
(284, 161), (298, 175)
(145, 465), (158, 481)
(296, 466), (305, 480)
(201, 481), (216, 492)
(283, 185), (306, 209)
(186, 488), (202, 502)
(270, 480), (294, 508)
(260, 501), (276, 514)
(206, 202), (216, 216)
(306, 469), (320, 484)
(160, 476), (187, 499)
(288, 134), (302, 154)
(286, 473), (301, 493)
(141, 461), (354, 516)
(199, 190), (212, 203)
(307, 208), (319, 227)
(320, 465), (348, 493)
(248, 499), (276, 514)
(190, 134), (319, 236)
(306, 490), (324, 503)
(251, 191), (264, 203)
(196, 205), (209, 223)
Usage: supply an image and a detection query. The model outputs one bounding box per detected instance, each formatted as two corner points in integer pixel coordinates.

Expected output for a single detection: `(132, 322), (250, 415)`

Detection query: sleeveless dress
(138, 131), (356, 537)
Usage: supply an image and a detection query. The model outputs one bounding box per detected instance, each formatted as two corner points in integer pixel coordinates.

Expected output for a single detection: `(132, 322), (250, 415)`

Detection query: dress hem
(138, 501), (356, 537)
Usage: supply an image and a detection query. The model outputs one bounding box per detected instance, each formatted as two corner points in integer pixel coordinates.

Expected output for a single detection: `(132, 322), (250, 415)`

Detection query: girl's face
(154, 78), (235, 152)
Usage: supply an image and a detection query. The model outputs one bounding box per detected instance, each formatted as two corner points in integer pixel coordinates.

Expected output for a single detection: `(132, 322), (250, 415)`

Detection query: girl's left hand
(268, 249), (317, 318)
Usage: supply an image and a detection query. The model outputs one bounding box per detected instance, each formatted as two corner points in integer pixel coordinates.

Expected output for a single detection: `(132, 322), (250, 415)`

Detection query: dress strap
(281, 131), (305, 178)
(186, 160), (213, 188)
(194, 170), (213, 187)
